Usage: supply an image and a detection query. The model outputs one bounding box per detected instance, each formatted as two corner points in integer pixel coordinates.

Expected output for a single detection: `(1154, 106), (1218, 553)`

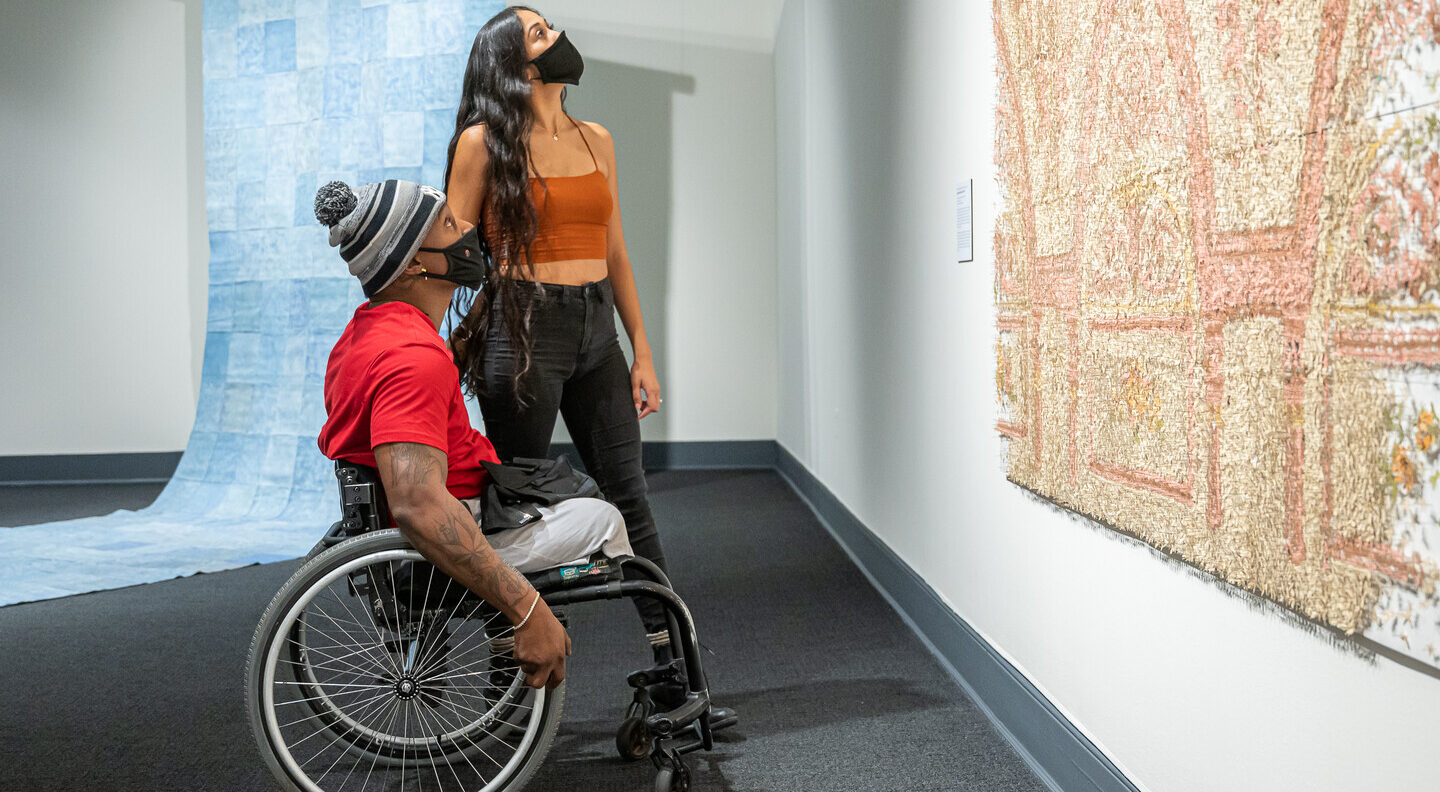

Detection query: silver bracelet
(514, 591), (541, 631)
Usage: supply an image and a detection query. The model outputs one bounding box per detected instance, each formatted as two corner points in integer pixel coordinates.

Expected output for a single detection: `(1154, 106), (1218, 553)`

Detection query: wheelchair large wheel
(246, 529), (562, 792)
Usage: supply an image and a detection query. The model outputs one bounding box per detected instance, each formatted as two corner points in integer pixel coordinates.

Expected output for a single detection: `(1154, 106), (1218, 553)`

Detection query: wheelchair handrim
(260, 546), (546, 792)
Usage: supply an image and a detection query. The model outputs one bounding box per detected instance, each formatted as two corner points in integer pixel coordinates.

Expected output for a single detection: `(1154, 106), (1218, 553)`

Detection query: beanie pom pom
(314, 181), (357, 227)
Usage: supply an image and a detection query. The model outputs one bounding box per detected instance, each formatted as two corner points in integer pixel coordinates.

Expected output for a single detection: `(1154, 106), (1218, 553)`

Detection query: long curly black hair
(443, 5), (558, 405)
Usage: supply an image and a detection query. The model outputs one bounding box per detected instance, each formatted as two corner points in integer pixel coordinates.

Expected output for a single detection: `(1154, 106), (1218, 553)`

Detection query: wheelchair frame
(247, 460), (719, 792)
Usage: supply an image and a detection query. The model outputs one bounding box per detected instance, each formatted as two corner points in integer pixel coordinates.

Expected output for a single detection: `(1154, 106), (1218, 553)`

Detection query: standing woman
(442, 5), (711, 709)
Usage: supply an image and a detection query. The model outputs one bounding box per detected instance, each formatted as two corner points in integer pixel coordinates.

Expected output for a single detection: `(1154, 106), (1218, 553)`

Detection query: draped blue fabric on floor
(0, 0), (503, 607)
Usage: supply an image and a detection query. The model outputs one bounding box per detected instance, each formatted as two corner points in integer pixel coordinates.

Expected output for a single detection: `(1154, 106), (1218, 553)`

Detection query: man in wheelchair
(311, 178), (630, 691)
(244, 179), (735, 792)
(244, 179), (731, 792)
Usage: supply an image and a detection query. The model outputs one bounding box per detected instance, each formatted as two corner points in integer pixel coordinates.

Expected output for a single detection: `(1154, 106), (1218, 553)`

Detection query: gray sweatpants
(460, 496), (633, 573)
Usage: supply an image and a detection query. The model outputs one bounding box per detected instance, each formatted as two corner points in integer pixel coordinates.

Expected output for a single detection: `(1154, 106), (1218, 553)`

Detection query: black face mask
(531, 30), (583, 85)
(418, 226), (487, 290)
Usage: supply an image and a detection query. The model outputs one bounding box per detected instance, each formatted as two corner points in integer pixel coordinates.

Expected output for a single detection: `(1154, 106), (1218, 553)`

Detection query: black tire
(655, 764), (690, 792)
(615, 716), (652, 761)
(246, 529), (563, 792)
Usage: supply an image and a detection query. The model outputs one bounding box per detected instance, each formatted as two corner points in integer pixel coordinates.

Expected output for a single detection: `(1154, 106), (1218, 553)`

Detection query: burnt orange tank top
(523, 119), (611, 263)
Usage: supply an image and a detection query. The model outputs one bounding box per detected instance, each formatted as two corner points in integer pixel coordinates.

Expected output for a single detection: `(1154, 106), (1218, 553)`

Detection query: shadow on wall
(802, 3), (906, 466)
(180, 0), (209, 400)
(1016, 484), (1440, 682)
(561, 60), (694, 442)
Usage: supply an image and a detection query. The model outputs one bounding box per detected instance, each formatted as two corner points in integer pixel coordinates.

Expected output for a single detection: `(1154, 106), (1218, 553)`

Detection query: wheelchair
(245, 461), (726, 792)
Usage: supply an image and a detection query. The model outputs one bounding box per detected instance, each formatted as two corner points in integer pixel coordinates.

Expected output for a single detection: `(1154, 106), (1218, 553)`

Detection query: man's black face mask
(418, 226), (487, 290)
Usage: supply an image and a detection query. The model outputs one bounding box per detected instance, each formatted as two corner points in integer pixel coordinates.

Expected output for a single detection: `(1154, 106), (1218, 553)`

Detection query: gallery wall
(543, 0), (780, 444)
(774, 1), (1440, 791)
(0, 0), (206, 457)
(0, 0), (777, 459)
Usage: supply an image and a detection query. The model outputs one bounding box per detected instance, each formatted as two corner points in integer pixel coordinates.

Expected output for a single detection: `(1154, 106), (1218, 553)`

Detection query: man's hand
(375, 441), (568, 689)
(513, 596), (571, 690)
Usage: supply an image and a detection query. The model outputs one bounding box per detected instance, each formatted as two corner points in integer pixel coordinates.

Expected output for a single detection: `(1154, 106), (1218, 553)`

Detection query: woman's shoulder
(456, 123), (489, 151)
(575, 119), (613, 144)
(575, 120), (615, 165)
(451, 124), (491, 177)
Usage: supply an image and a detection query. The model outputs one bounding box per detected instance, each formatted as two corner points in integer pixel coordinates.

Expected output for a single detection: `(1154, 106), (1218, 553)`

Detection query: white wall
(773, 2), (1440, 792)
(0, 0), (776, 457)
(519, 1), (781, 444)
(530, 0), (785, 53)
(0, 0), (206, 456)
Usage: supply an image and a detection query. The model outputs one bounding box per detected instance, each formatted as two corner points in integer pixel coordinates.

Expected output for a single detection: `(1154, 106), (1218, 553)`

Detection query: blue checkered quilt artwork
(0, 0), (503, 606)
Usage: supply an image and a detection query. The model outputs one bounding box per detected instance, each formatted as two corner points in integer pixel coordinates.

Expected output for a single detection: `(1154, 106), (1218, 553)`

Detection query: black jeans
(475, 278), (670, 635)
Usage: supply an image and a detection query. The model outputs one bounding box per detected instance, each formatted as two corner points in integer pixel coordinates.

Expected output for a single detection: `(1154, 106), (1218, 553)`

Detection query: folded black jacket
(477, 455), (602, 534)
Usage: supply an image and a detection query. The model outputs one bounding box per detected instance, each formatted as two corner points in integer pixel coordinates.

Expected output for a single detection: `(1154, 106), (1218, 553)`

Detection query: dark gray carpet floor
(0, 470), (1046, 792)
(0, 481), (164, 526)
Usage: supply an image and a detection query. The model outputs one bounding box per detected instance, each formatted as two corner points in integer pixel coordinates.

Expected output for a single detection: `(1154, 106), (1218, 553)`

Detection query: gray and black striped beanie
(313, 179), (445, 298)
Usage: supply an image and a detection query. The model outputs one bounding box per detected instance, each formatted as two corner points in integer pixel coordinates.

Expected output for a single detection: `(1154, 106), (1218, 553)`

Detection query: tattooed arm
(375, 441), (570, 689)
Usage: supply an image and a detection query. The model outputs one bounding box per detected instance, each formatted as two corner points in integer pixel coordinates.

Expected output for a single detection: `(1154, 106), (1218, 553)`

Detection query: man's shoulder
(371, 336), (453, 377)
(343, 304), (453, 377)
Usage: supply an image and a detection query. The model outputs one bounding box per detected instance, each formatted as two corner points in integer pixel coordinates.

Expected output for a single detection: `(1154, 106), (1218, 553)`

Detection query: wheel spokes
(257, 543), (549, 792)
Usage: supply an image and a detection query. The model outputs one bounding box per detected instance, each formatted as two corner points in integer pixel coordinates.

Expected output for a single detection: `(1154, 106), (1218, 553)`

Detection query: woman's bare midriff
(509, 258), (609, 286)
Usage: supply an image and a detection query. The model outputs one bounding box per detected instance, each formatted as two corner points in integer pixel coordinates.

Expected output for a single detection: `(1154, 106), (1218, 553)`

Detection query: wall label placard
(956, 179), (973, 263)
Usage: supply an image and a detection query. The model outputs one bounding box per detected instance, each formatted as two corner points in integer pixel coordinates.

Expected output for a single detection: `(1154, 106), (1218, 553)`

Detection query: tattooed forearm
(431, 500), (531, 609)
(376, 441), (534, 617)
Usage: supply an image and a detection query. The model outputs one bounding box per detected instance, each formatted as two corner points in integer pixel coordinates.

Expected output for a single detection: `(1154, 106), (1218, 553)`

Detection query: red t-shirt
(318, 301), (498, 499)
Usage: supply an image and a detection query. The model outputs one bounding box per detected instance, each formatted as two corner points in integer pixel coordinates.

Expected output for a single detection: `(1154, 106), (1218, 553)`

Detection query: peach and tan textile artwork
(994, 0), (1440, 669)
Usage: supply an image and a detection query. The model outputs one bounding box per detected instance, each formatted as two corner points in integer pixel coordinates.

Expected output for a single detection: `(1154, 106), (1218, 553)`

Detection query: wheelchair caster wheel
(655, 764), (690, 792)
(616, 716), (652, 761)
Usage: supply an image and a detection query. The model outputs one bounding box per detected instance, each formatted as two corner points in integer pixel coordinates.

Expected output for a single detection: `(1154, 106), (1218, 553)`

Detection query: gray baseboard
(0, 441), (775, 484)
(775, 445), (1140, 792)
(552, 439), (778, 472)
(0, 452), (182, 485)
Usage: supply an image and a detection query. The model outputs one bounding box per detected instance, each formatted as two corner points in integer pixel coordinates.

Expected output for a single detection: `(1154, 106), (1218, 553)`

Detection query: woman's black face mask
(531, 30), (584, 85)
(418, 226), (487, 290)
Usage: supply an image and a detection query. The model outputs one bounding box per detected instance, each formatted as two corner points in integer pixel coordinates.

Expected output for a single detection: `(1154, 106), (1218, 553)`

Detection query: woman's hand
(631, 357), (662, 419)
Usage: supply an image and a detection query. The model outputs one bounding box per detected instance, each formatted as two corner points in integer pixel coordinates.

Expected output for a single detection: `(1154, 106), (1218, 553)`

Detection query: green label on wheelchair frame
(560, 562), (599, 580)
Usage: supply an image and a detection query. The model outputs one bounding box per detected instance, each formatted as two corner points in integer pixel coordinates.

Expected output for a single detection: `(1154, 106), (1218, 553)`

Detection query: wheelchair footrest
(627, 659), (684, 689)
(645, 692), (709, 737)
